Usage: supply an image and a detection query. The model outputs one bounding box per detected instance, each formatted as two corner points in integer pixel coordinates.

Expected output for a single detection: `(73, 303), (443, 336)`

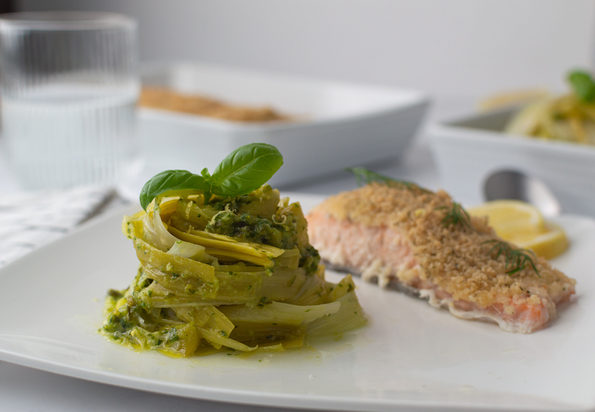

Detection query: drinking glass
(0, 12), (139, 189)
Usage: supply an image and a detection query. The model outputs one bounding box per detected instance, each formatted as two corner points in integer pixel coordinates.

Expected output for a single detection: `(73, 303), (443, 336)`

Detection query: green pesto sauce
(102, 289), (185, 352)
(203, 185), (320, 275)
(205, 211), (290, 248)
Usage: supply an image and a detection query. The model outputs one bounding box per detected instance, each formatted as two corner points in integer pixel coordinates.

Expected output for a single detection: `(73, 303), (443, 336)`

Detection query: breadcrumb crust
(310, 183), (576, 310)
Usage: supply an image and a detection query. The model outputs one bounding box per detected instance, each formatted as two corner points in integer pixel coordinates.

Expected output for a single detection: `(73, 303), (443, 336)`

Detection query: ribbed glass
(0, 12), (138, 189)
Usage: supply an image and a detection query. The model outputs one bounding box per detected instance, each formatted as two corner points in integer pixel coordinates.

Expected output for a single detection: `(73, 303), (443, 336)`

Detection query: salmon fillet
(306, 183), (576, 333)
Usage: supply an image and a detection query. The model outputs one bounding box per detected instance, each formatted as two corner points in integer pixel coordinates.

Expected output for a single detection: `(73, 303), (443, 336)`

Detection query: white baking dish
(428, 107), (595, 216)
(134, 62), (429, 191)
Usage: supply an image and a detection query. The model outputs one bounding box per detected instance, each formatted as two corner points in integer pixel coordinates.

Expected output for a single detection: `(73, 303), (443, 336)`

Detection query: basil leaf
(210, 143), (283, 196)
(139, 169), (211, 210)
(138, 143), (284, 209)
(568, 70), (595, 102)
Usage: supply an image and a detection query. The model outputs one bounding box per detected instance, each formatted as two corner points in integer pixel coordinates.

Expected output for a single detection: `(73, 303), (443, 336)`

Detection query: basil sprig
(139, 143), (283, 210)
(210, 143), (284, 195)
(568, 70), (595, 103)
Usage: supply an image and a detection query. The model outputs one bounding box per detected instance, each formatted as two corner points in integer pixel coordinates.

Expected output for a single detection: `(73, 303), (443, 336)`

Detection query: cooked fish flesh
(306, 183), (576, 333)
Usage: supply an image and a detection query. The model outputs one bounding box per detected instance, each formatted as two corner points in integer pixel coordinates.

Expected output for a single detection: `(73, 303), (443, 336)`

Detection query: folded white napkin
(0, 186), (118, 268)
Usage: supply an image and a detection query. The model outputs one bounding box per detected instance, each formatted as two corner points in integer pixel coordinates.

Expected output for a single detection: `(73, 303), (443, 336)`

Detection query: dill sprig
(436, 202), (472, 230)
(346, 167), (431, 193)
(483, 239), (540, 276)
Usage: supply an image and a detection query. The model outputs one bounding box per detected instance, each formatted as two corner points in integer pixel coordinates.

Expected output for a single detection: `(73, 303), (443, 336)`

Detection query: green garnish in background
(347, 167), (431, 193)
(567, 69), (595, 103)
(139, 143), (284, 210)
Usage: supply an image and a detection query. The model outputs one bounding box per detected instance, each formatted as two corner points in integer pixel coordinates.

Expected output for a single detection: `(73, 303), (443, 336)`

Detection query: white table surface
(0, 99), (474, 412)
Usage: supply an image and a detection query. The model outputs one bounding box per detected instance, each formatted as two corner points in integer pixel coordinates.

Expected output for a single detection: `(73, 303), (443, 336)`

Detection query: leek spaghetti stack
(101, 185), (366, 356)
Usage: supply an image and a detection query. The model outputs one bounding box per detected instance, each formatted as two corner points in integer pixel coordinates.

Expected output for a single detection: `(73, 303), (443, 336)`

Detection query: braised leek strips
(101, 185), (366, 356)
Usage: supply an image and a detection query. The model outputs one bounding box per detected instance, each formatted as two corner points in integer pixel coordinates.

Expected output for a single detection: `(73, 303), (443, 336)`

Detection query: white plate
(0, 194), (594, 412)
(134, 62), (429, 191)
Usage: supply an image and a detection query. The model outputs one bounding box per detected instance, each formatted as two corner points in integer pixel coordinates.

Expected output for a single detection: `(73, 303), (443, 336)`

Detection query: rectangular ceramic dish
(137, 62), (429, 188)
(428, 107), (595, 216)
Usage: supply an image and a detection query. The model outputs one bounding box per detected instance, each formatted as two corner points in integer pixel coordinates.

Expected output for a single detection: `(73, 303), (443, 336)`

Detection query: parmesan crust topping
(311, 183), (576, 310)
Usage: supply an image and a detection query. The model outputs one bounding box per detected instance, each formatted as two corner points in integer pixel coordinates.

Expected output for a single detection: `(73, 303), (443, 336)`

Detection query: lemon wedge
(468, 200), (568, 259)
(513, 223), (569, 260)
(469, 200), (545, 238)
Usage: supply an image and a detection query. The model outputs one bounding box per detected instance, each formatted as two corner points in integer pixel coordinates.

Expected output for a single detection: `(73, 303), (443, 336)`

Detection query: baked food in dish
(307, 182), (576, 333)
(139, 87), (289, 123)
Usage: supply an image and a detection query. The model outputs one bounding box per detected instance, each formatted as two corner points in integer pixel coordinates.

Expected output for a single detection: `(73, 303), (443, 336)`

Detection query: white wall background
(16, 0), (595, 98)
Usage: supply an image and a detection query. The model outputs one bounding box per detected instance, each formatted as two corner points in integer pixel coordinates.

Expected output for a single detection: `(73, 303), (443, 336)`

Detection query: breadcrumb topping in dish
(307, 183), (576, 332)
(139, 87), (289, 123)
